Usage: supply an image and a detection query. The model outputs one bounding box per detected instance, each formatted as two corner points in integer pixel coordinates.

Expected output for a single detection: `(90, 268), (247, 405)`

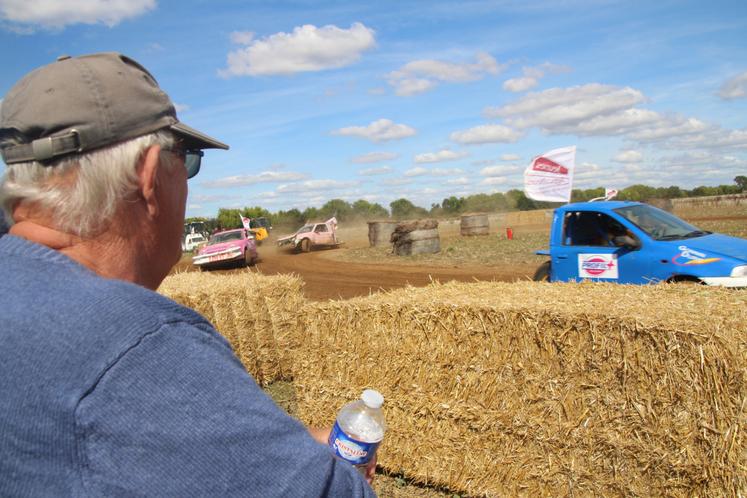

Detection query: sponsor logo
(578, 254), (618, 279)
(334, 438), (367, 458)
(671, 245), (721, 266)
(532, 156), (569, 175)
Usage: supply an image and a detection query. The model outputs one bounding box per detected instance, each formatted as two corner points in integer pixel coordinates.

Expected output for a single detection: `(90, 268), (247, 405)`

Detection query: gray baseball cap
(0, 52), (228, 165)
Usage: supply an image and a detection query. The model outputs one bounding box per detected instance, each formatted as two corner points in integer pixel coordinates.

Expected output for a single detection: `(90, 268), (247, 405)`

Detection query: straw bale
(292, 281), (747, 497)
(391, 220), (440, 256)
(391, 219), (438, 238)
(460, 213), (489, 236)
(367, 221), (398, 247)
(158, 271), (306, 385)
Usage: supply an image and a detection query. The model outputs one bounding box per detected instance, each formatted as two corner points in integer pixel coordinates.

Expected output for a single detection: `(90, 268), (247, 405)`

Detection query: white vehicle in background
(276, 217), (342, 253)
(182, 232), (207, 252)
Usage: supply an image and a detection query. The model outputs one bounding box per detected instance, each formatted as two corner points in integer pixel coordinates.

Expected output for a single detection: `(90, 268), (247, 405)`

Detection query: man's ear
(138, 145), (162, 219)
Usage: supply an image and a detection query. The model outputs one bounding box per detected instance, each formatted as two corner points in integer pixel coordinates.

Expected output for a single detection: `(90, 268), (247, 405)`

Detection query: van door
(552, 211), (650, 284)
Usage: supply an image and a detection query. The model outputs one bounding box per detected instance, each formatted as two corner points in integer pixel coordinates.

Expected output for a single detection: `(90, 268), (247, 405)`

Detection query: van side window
(563, 211), (628, 246)
(314, 224), (327, 233)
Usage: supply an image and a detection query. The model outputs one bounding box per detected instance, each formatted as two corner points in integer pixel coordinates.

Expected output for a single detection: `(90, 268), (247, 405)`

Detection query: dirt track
(173, 242), (536, 301)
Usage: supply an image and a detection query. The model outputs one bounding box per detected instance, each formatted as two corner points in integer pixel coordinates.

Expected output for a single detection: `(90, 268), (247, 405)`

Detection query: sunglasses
(163, 145), (204, 179)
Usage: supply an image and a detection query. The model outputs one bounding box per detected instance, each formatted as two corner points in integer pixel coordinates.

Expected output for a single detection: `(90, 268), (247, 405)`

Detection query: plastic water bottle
(328, 389), (386, 474)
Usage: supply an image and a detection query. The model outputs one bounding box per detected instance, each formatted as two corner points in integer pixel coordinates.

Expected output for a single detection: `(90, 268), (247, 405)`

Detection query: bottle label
(328, 421), (380, 466)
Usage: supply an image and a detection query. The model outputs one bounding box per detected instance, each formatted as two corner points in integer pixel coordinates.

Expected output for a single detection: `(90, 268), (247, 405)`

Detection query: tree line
(186, 176), (746, 232)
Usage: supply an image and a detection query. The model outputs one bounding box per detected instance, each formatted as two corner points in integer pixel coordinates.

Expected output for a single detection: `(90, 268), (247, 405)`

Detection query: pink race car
(192, 228), (258, 270)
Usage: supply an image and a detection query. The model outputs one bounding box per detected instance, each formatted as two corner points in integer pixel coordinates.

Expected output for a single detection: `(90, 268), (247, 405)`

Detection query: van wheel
(669, 277), (703, 285)
(300, 239), (311, 253)
(533, 261), (551, 282)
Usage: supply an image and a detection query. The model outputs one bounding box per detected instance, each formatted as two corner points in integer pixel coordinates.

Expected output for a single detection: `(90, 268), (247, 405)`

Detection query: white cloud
(659, 127), (747, 150)
(503, 77), (538, 93)
(430, 168), (464, 176)
(612, 150), (643, 163)
(174, 103), (190, 113)
(0, 0), (155, 28)
(351, 151), (398, 163)
(277, 179), (359, 193)
(481, 176), (508, 185)
(446, 177), (470, 185)
(485, 84), (646, 133)
(503, 62), (572, 93)
(627, 116), (713, 142)
(404, 167), (428, 177)
(450, 124), (523, 144)
(480, 165), (517, 176)
(388, 52), (505, 96)
(479, 81), (747, 158)
(359, 166), (393, 176)
(400, 167), (465, 179)
(718, 70), (747, 100)
(221, 22), (375, 77)
(201, 171), (306, 188)
(381, 178), (412, 186)
(332, 118), (416, 143)
(230, 30), (254, 45)
(501, 153), (520, 161)
(658, 151), (747, 169)
(414, 149), (468, 163)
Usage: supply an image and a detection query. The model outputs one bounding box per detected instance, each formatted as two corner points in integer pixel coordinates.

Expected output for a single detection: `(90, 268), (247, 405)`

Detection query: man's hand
(307, 426), (330, 445)
(307, 426), (377, 485)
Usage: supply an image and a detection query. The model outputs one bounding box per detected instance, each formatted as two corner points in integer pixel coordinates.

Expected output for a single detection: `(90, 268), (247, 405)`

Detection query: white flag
(605, 188), (618, 200)
(523, 146), (576, 202)
(240, 216), (251, 230)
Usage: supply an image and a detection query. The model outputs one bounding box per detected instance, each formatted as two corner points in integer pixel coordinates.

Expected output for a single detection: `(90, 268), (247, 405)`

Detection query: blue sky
(1, 0), (746, 218)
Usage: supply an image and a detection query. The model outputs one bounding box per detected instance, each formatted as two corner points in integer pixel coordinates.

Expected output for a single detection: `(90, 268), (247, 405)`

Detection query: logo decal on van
(578, 254), (618, 279)
(671, 246), (721, 266)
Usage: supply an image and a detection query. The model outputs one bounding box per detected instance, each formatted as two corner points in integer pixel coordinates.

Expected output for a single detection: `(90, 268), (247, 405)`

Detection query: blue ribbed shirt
(0, 235), (374, 497)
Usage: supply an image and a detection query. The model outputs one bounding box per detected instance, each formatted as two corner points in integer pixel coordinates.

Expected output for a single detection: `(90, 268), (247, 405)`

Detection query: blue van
(534, 201), (747, 287)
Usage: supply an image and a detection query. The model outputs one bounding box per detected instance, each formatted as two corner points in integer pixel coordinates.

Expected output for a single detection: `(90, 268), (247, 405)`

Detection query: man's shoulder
(100, 276), (210, 330)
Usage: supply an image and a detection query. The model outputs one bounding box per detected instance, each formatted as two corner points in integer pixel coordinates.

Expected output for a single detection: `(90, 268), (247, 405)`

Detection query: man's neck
(9, 219), (161, 290)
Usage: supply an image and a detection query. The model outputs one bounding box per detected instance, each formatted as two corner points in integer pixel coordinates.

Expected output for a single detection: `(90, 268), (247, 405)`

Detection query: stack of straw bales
(390, 219), (440, 256)
(158, 271), (306, 385)
(293, 281), (747, 497)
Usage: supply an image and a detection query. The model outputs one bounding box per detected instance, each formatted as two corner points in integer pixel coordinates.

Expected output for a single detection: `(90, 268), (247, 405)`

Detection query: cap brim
(171, 122), (229, 150)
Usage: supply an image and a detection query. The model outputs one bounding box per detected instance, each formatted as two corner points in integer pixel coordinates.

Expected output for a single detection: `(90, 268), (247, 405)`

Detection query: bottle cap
(361, 389), (384, 409)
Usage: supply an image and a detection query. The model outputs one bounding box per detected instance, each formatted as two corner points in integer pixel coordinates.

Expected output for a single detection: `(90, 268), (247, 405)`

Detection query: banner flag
(523, 145), (576, 202)
(605, 188), (619, 200)
(240, 216), (251, 230)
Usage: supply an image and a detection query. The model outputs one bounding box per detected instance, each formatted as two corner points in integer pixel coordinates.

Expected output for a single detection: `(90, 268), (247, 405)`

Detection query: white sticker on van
(578, 254), (618, 279)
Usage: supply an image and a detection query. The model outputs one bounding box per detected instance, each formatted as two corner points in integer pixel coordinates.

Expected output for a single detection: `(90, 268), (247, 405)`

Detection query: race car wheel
(300, 238), (311, 253)
(533, 261), (551, 282)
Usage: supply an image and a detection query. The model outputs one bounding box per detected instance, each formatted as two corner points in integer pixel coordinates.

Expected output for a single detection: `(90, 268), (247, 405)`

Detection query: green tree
(216, 208), (242, 230)
(352, 199), (388, 219)
(390, 198), (428, 219)
(319, 199), (353, 221)
(273, 209), (304, 230)
(240, 206), (271, 221)
(301, 206), (320, 223)
(735, 176), (747, 192)
(441, 195), (466, 214)
(619, 184), (657, 201)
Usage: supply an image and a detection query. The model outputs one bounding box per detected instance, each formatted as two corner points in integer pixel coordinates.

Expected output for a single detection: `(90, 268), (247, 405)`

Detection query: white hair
(0, 130), (177, 237)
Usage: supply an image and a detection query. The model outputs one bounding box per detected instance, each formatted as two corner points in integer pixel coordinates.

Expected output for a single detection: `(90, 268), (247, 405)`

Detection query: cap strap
(1, 131), (81, 164)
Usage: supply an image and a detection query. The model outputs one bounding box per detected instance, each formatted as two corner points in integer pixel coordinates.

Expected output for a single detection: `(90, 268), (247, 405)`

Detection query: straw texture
(292, 281), (746, 497)
(158, 270), (305, 385)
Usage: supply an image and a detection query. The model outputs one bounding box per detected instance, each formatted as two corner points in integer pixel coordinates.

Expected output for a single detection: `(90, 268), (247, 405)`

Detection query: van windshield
(614, 204), (707, 240)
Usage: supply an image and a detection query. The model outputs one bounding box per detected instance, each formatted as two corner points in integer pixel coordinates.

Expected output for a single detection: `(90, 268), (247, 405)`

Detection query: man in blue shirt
(0, 53), (375, 497)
